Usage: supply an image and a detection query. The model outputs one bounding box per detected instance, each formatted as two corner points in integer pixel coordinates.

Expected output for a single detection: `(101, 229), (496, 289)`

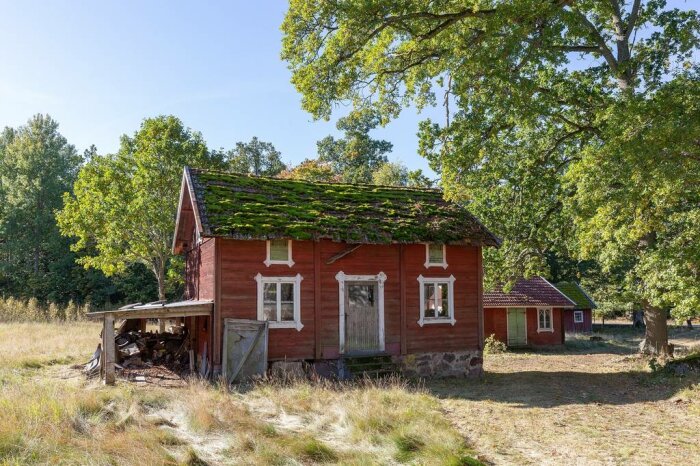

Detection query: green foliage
(483, 334), (507, 355)
(279, 158), (339, 182)
(567, 74), (700, 321)
(0, 115), (83, 301)
(57, 115), (216, 300)
(215, 136), (286, 176)
(282, 0), (700, 323)
(317, 109), (392, 183)
(372, 161), (408, 186)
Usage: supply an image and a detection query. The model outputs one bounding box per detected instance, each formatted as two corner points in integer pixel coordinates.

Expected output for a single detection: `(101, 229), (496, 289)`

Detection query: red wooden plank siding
(212, 238), (482, 362)
(563, 309), (593, 333)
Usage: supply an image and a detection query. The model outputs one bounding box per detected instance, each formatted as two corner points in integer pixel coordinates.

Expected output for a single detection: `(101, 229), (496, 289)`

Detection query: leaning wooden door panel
(222, 319), (268, 384)
(345, 282), (380, 353)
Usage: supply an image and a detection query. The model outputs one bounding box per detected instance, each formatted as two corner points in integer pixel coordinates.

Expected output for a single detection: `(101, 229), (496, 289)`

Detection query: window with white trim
(573, 310), (584, 323)
(265, 239), (294, 267)
(538, 308), (553, 332)
(255, 273), (303, 330)
(417, 275), (456, 326)
(424, 243), (447, 268)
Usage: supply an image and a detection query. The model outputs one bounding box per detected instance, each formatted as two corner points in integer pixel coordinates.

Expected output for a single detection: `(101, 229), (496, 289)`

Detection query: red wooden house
(483, 277), (575, 347)
(172, 167), (499, 378)
(555, 282), (596, 333)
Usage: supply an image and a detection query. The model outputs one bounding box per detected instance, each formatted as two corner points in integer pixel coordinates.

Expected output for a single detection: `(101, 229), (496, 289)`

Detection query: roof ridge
(188, 166), (444, 194)
(541, 276), (577, 306)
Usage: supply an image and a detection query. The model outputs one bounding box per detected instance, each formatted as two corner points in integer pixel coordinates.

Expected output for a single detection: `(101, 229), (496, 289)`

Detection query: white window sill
(264, 259), (295, 267)
(424, 261), (448, 269)
(268, 321), (304, 331)
(537, 328), (554, 333)
(418, 318), (456, 327)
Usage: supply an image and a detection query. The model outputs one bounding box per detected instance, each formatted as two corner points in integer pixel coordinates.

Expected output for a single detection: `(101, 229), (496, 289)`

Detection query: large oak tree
(282, 0), (700, 354)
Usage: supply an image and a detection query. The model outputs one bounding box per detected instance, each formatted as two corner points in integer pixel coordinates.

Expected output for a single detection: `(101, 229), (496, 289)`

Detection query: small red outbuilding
(483, 277), (575, 347)
(554, 282), (597, 333)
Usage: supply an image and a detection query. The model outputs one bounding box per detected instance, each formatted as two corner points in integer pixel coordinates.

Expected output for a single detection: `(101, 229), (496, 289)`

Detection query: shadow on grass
(428, 364), (700, 409)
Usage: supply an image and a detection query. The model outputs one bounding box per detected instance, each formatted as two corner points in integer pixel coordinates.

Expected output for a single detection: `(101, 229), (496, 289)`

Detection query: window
(424, 243), (447, 268)
(255, 273), (303, 330)
(265, 240), (294, 267)
(574, 310), (584, 323)
(538, 308), (553, 332)
(417, 275), (456, 326)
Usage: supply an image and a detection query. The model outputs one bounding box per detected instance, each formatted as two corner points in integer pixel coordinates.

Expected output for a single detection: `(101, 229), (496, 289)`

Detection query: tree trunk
(639, 301), (671, 356)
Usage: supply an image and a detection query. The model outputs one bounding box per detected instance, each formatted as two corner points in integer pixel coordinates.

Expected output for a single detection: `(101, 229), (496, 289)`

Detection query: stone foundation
(394, 350), (483, 378)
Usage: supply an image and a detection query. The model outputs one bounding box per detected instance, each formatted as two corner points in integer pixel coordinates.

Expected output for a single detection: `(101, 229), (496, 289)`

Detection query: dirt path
(431, 350), (700, 465)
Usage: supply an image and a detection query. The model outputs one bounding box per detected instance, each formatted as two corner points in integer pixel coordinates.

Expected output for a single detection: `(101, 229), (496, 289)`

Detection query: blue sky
(0, 1), (439, 174)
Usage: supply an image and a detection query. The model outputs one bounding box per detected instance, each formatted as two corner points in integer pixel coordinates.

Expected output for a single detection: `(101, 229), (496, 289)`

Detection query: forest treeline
(0, 112), (432, 309)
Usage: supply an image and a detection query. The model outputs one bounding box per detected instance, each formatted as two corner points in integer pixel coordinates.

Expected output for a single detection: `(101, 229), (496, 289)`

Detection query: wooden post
(103, 314), (116, 385)
(477, 246), (484, 349)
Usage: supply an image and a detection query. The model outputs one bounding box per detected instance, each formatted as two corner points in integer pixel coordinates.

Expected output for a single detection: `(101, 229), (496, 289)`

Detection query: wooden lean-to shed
(172, 167), (499, 378)
(555, 282), (597, 333)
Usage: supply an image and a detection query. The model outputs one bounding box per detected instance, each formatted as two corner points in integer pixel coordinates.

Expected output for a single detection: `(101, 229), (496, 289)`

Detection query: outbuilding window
(538, 308), (553, 332)
(255, 274), (303, 330)
(424, 243), (447, 269)
(574, 310), (584, 323)
(417, 275), (456, 326)
(265, 239), (294, 267)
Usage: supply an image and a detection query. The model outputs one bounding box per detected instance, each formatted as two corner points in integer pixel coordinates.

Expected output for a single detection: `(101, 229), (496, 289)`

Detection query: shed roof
(554, 282), (597, 310)
(483, 277), (576, 308)
(178, 167), (499, 246)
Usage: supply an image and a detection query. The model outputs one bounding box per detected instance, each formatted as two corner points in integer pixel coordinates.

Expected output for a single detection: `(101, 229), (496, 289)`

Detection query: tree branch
(625, 0), (642, 41)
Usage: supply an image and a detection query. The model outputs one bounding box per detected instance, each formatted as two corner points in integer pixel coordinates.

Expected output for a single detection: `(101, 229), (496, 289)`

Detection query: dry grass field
(1, 322), (699, 465)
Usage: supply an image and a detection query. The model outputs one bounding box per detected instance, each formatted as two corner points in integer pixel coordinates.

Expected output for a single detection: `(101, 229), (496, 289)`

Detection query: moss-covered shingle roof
(554, 282), (597, 310)
(187, 168), (499, 245)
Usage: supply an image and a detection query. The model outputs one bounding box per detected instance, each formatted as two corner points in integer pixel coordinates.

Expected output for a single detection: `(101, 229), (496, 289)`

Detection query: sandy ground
(430, 329), (700, 465)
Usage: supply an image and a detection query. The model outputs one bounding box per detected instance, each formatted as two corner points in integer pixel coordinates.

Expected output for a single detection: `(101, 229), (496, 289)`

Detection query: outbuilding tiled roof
(555, 282), (597, 310)
(483, 277), (576, 308)
(185, 167), (500, 246)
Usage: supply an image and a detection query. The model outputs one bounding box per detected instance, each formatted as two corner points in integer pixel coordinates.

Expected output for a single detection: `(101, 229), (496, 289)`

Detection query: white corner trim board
(417, 274), (456, 327)
(264, 240), (295, 267)
(336, 271), (387, 354)
(255, 273), (303, 331)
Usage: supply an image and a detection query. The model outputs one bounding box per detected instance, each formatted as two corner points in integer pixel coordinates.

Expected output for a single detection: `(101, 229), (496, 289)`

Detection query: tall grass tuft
(0, 297), (91, 323)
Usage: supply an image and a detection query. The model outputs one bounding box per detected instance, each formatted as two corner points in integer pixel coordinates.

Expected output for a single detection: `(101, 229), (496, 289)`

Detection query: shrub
(483, 334), (507, 355)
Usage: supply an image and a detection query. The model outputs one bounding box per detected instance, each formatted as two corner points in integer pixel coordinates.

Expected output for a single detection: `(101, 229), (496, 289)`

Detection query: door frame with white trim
(335, 271), (386, 354)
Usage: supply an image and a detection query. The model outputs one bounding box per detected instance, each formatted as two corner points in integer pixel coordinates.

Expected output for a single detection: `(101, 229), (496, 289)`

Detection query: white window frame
(573, 310), (584, 323)
(424, 243), (448, 269)
(417, 274), (456, 326)
(255, 273), (303, 330)
(537, 307), (553, 333)
(264, 240), (294, 267)
(335, 271), (386, 354)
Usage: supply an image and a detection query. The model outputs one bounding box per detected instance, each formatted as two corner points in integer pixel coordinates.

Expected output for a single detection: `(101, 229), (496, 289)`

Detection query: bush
(483, 334), (507, 355)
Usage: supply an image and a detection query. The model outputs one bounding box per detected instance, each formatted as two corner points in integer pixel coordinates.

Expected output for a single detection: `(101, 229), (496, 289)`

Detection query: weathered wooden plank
(103, 314), (116, 385)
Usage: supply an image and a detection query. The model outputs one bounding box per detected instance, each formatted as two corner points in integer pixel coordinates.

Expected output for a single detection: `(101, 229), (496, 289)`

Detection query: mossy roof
(187, 167), (499, 245)
(554, 282), (597, 310)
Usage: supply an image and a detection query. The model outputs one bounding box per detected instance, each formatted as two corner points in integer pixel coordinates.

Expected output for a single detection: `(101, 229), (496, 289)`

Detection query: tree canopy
(57, 115), (217, 300)
(217, 136), (287, 176)
(317, 109), (392, 183)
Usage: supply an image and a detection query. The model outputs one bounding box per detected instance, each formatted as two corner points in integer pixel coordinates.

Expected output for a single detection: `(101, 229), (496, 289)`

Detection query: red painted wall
(563, 309), (593, 333)
(483, 307), (565, 346)
(210, 238), (483, 362)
